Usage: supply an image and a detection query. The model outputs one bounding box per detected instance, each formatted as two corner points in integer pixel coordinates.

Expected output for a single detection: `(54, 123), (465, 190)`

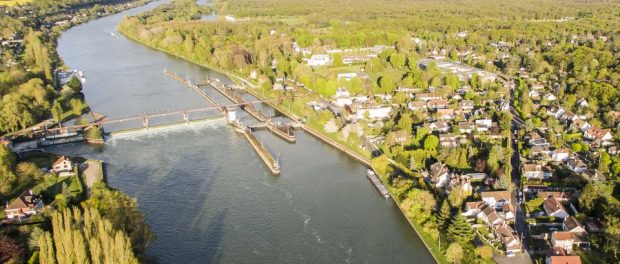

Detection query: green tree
(0, 145), (16, 195)
(447, 213), (475, 244)
(437, 199), (451, 229)
(16, 162), (43, 184)
(389, 53), (406, 69)
(474, 245), (494, 262)
(83, 182), (155, 253)
(446, 242), (464, 264)
(52, 101), (63, 123)
(41, 206), (139, 264)
(379, 75), (396, 93)
(398, 113), (413, 133)
(66, 76), (82, 92)
(402, 188), (436, 221)
(70, 98), (83, 117)
(423, 135), (439, 151)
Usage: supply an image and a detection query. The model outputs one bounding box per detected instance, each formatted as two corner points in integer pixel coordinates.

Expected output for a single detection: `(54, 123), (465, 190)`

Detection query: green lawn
(33, 175), (83, 200)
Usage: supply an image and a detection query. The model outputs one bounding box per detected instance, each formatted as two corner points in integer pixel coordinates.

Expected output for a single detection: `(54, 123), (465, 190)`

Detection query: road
(508, 78), (533, 264)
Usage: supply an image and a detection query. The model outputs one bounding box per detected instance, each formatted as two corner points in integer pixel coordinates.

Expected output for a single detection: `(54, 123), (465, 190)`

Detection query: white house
(356, 107), (392, 120)
(551, 232), (575, 254)
(337, 72), (357, 81)
(577, 99), (589, 108)
(583, 127), (613, 142)
(478, 204), (503, 226)
(522, 163), (544, 180)
(544, 197), (568, 219)
(51, 156), (72, 173)
(475, 119), (493, 129)
(429, 161), (450, 188)
(481, 191), (511, 209)
(51, 156), (75, 177)
(307, 54), (331, 66)
(428, 121), (450, 133)
(544, 93), (558, 101)
(334, 97), (353, 107)
(567, 158), (587, 173)
(552, 148), (571, 162)
(547, 107), (565, 119)
(463, 201), (484, 216)
(335, 87), (350, 98)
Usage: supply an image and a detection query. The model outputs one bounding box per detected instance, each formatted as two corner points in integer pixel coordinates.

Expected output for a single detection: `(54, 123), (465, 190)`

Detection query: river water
(50, 1), (436, 263)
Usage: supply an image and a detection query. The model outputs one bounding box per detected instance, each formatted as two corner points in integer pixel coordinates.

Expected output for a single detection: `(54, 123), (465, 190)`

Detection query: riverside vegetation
(0, 1), (154, 263)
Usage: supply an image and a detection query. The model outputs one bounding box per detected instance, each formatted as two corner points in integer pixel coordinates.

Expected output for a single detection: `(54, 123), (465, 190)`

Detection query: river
(50, 1), (436, 263)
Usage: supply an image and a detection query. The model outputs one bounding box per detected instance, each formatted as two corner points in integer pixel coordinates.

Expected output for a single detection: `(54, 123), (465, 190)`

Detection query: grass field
(0, 0), (33, 6)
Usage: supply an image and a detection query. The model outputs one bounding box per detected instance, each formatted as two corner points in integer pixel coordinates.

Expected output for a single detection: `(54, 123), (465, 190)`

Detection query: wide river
(50, 1), (436, 263)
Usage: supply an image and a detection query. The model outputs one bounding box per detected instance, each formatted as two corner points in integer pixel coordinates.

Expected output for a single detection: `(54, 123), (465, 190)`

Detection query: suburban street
(507, 79), (532, 264)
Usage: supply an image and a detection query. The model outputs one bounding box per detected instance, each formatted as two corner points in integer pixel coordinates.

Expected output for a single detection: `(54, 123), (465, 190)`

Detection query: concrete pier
(240, 129), (280, 175)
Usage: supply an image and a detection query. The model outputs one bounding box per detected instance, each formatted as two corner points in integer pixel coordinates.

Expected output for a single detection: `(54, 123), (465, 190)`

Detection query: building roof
(427, 99), (448, 106)
(545, 247), (566, 257)
(465, 201), (483, 210)
(52, 156), (71, 168)
(481, 191), (511, 202)
(6, 190), (40, 210)
(481, 204), (501, 224)
(552, 231), (574, 241)
(538, 191), (572, 201)
(429, 162), (449, 178)
(582, 169), (606, 181)
(548, 256), (582, 264)
(495, 224), (519, 248)
(522, 163), (543, 172)
(585, 127), (611, 139)
(544, 197), (567, 214)
(563, 216), (584, 232)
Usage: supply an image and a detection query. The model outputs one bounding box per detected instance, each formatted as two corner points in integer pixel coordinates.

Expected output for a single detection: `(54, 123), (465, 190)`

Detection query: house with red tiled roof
(551, 231), (574, 253)
(51, 156), (75, 177)
(543, 197), (568, 219)
(427, 99), (448, 109)
(495, 224), (521, 254)
(538, 191), (573, 203)
(546, 256), (582, 264)
(583, 127), (612, 142)
(4, 190), (44, 219)
(407, 101), (427, 111)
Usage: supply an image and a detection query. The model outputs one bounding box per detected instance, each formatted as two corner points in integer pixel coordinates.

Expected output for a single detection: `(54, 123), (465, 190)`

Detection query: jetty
(239, 127), (280, 175)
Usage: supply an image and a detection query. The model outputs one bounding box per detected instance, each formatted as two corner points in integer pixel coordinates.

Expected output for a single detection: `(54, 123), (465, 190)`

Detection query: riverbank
(118, 27), (445, 264)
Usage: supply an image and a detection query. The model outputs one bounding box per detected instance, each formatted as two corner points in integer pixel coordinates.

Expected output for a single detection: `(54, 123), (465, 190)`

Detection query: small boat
(366, 169), (390, 199)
